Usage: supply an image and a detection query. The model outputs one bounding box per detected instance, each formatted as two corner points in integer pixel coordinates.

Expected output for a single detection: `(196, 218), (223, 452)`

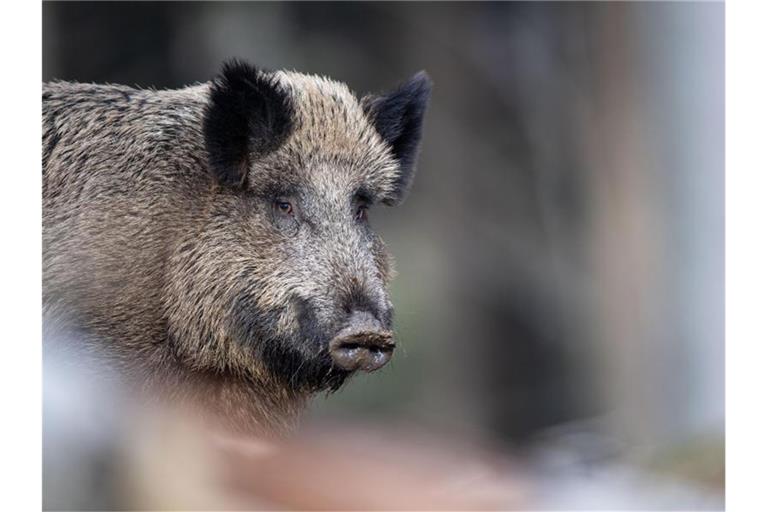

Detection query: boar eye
(274, 199), (293, 216)
(270, 196), (299, 236)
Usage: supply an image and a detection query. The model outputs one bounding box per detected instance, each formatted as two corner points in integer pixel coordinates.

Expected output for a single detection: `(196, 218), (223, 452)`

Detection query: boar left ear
(204, 60), (293, 188)
(362, 71), (432, 205)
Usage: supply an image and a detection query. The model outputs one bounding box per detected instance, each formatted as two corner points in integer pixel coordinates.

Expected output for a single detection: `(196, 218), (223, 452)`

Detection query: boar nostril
(329, 333), (394, 372)
(328, 311), (395, 372)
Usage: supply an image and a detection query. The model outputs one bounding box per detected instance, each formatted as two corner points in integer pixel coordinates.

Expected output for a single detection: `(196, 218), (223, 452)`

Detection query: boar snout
(328, 311), (394, 372)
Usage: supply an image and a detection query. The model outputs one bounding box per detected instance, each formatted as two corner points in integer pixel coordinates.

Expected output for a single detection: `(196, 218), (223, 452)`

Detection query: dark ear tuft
(204, 59), (294, 188)
(363, 71), (432, 205)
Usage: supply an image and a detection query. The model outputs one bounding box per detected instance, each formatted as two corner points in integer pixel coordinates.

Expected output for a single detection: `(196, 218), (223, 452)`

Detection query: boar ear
(204, 60), (293, 188)
(363, 71), (432, 205)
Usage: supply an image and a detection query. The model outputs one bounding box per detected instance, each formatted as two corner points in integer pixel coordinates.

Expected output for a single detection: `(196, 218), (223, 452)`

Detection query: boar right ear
(204, 60), (293, 188)
(362, 71), (432, 205)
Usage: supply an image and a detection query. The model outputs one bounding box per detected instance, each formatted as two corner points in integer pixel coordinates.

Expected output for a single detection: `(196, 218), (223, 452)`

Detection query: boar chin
(229, 292), (349, 391)
(262, 337), (352, 393)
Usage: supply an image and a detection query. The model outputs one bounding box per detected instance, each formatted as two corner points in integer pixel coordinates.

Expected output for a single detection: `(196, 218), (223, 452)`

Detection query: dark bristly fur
(363, 71), (433, 205)
(204, 60), (294, 188)
(42, 60), (432, 434)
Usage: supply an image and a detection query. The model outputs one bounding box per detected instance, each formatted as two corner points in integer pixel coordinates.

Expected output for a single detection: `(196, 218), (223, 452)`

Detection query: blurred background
(43, 1), (724, 509)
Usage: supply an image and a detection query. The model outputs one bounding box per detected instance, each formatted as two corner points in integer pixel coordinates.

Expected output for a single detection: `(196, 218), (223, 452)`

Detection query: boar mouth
(328, 327), (395, 373)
